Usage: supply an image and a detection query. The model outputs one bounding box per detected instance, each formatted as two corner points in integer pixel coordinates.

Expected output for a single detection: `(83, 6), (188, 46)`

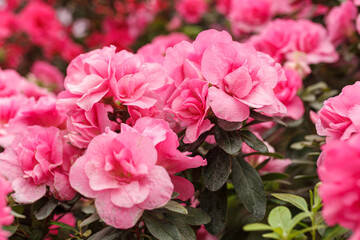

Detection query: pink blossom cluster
(0, 176), (13, 240)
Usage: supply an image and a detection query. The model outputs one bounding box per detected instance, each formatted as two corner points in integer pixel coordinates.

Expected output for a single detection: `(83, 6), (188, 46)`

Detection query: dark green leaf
(88, 226), (124, 240)
(200, 186), (227, 235)
(165, 214), (196, 240)
(2, 225), (18, 236)
(179, 130), (210, 152)
(214, 126), (242, 155)
(261, 173), (289, 181)
(322, 225), (350, 240)
(202, 147), (232, 191)
(217, 119), (242, 131)
(255, 158), (271, 171)
(164, 207), (211, 226)
(232, 157), (267, 219)
(49, 222), (77, 231)
(34, 198), (58, 220)
(79, 212), (100, 228)
(143, 212), (181, 240)
(240, 131), (268, 153)
(28, 229), (43, 240)
(242, 152), (285, 159)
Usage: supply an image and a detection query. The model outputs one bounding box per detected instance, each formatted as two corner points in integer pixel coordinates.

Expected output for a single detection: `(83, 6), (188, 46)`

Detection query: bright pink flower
(121, 117), (206, 200)
(167, 78), (213, 143)
(138, 33), (190, 64)
(18, 1), (64, 46)
(318, 134), (360, 240)
(250, 19), (339, 65)
(31, 61), (64, 92)
(0, 10), (16, 40)
(66, 103), (117, 149)
(0, 68), (26, 97)
(316, 81), (360, 142)
(0, 176), (13, 240)
(8, 96), (67, 132)
(197, 225), (218, 240)
(274, 69), (304, 120)
(0, 126), (79, 203)
(69, 131), (174, 229)
(175, 0), (208, 24)
(47, 213), (76, 238)
(325, 0), (357, 46)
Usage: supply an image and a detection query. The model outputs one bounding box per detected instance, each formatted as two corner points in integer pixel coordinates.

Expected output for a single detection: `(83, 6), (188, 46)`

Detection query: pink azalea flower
(66, 103), (117, 149)
(318, 134), (360, 240)
(0, 126), (79, 203)
(0, 176), (13, 240)
(138, 33), (190, 64)
(31, 61), (64, 92)
(325, 0), (357, 46)
(167, 78), (213, 143)
(175, 0), (208, 24)
(69, 130), (174, 229)
(316, 81), (360, 142)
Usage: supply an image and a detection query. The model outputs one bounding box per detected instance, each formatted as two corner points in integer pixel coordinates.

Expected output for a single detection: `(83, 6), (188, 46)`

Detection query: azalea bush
(0, 0), (360, 239)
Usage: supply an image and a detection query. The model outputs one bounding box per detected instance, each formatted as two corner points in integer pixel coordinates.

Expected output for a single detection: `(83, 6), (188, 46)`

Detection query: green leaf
(214, 126), (242, 155)
(262, 232), (281, 239)
(143, 212), (181, 240)
(202, 146), (232, 191)
(268, 206), (292, 232)
(243, 223), (272, 231)
(2, 225), (18, 236)
(217, 119), (242, 131)
(34, 198), (58, 220)
(322, 225), (350, 240)
(49, 221), (77, 232)
(255, 158), (271, 171)
(200, 186), (227, 235)
(79, 212), (100, 228)
(262, 173), (289, 181)
(164, 201), (188, 215)
(240, 130), (268, 153)
(11, 210), (26, 219)
(88, 226), (124, 240)
(288, 212), (310, 231)
(83, 229), (92, 237)
(165, 207), (211, 226)
(272, 193), (309, 212)
(232, 157), (267, 219)
(243, 152), (285, 159)
(313, 182), (322, 210)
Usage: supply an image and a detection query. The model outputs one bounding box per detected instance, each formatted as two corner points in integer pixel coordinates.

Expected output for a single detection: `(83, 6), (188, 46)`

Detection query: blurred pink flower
(175, 0), (208, 24)
(0, 176), (13, 240)
(318, 134), (360, 240)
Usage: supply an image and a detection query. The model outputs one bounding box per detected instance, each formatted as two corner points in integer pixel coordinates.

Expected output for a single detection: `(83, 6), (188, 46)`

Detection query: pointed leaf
(232, 157), (267, 219)
(79, 212), (100, 228)
(240, 130), (268, 153)
(200, 186), (227, 235)
(35, 198), (58, 220)
(164, 201), (188, 215)
(272, 193), (309, 212)
(49, 221), (77, 232)
(143, 213), (182, 240)
(202, 147), (231, 191)
(262, 232), (282, 239)
(214, 126), (242, 154)
(288, 212), (310, 231)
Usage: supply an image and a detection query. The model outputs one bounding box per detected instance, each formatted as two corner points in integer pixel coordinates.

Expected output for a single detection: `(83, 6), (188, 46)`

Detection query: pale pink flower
(175, 0), (208, 24)
(355, 0), (360, 6)
(0, 126), (79, 203)
(31, 61), (64, 92)
(325, 0), (357, 46)
(69, 131), (174, 229)
(167, 78), (213, 143)
(0, 176), (13, 240)
(318, 134), (360, 240)
(138, 33), (190, 64)
(316, 81), (360, 142)
(356, 14), (360, 35)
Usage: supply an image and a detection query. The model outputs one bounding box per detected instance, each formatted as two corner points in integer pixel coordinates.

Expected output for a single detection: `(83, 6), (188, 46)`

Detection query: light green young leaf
(288, 212), (310, 231)
(272, 193), (309, 212)
(268, 206), (292, 232)
(262, 232), (281, 239)
(243, 223), (272, 231)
